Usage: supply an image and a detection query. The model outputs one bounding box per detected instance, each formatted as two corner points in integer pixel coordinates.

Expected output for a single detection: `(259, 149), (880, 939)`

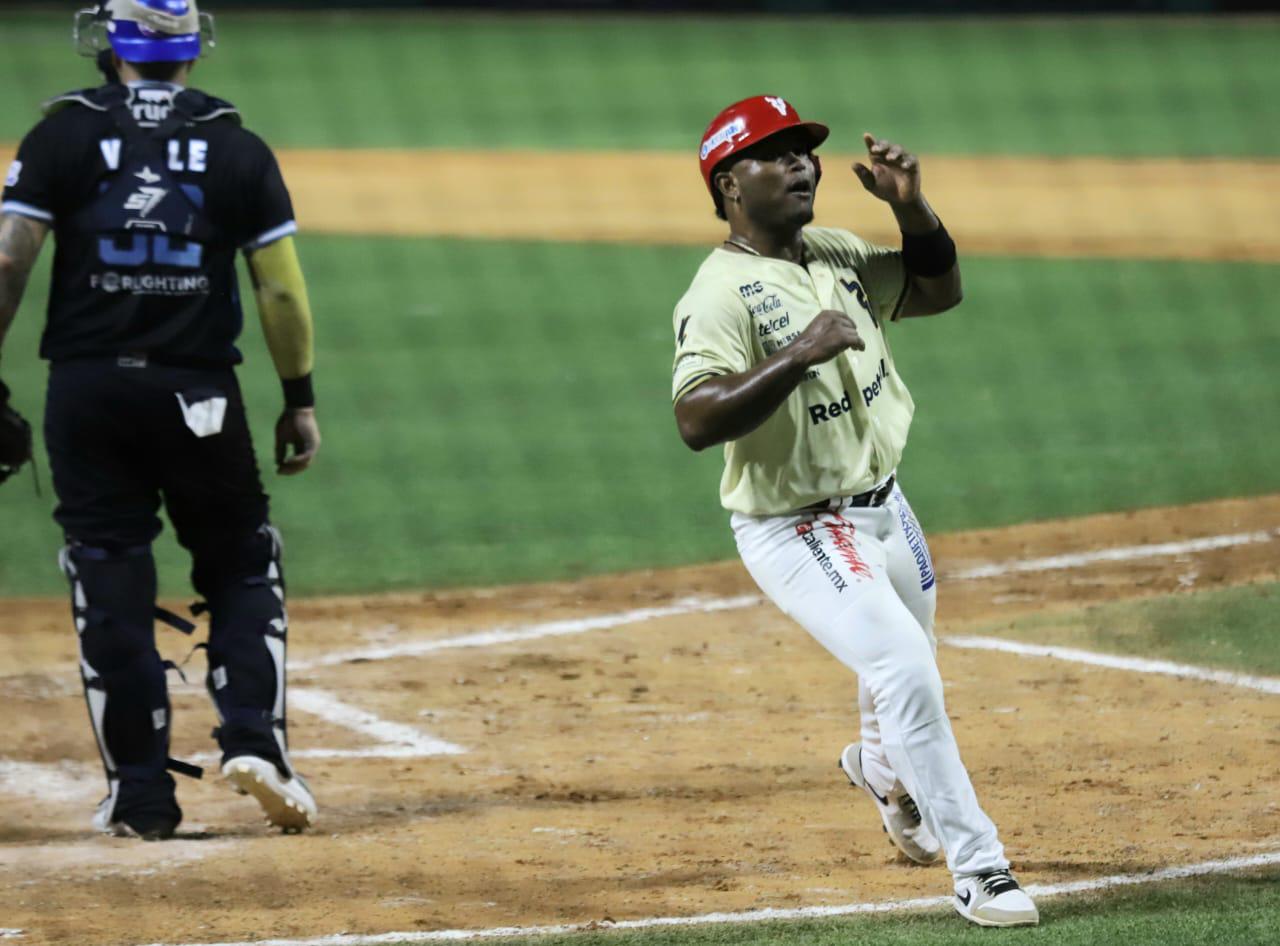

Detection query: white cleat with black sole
(838, 742), (941, 865)
(222, 755), (316, 833)
(954, 869), (1039, 927)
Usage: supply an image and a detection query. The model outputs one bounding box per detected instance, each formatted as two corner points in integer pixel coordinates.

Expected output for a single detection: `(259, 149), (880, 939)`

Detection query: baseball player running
(671, 95), (1038, 927)
(0, 1), (318, 839)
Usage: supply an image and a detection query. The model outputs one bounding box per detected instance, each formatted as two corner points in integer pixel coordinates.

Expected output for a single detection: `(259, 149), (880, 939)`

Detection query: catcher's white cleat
(222, 755), (316, 833)
(954, 869), (1039, 927)
(839, 742), (941, 865)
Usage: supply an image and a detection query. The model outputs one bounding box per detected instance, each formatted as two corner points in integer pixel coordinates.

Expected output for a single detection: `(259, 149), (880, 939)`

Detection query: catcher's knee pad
(195, 524), (294, 775)
(60, 543), (173, 796)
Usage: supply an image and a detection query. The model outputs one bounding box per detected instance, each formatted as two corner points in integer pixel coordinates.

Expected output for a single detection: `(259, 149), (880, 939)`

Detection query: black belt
(53, 354), (232, 370)
(800, 475), (896, 513)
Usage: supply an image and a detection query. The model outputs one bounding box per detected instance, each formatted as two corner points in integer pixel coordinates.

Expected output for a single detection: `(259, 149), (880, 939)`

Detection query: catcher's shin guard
(60, 543), (181, 832)
(198, 524), (296, 778)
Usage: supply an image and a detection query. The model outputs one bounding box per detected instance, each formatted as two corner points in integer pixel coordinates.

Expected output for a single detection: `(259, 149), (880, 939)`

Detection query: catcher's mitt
(0, 380), (33, 485)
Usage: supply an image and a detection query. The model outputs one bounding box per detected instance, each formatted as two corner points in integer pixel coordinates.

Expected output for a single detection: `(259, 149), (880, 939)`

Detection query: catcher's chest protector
(39, 86), (247, 364)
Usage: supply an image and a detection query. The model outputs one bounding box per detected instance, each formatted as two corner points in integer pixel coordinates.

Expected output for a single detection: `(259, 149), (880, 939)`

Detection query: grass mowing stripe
(1, 238), (1277, 596)
(0, 14), (1277, 155)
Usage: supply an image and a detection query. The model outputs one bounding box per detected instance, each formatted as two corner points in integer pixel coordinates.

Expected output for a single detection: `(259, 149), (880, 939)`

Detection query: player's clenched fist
(794, 309), (866, 366)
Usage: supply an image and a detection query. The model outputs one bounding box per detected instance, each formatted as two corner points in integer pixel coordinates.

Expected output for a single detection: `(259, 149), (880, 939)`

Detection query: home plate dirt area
(2, 495), (1279, 946)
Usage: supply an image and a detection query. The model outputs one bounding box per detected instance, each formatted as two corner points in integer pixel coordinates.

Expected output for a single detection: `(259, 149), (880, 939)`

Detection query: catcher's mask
(699, 95), (829, 219)
(74, 0), (216, 64)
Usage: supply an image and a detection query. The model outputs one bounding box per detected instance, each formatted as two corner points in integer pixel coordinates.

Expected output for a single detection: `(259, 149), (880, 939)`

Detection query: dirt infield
(2, 494), (1279, 945)
(3, 144), (1278, 262)
(270, 150), (1280, 263)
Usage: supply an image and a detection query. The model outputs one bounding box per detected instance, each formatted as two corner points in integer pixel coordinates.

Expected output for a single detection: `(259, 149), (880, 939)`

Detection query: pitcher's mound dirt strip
(2, 146), (1276, 261)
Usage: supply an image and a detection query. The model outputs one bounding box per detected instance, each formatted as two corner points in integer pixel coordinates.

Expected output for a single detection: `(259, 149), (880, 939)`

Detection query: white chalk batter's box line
(3, 526), (1279, 771)
(292, 525), (1280, 669)
(2, 529), (1277, 945)
(289, 525), (1280, 693)
(112, 848), (1280, 946)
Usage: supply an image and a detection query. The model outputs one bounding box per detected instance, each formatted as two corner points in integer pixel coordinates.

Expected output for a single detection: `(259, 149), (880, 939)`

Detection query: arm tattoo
(0, 213), (49, 348)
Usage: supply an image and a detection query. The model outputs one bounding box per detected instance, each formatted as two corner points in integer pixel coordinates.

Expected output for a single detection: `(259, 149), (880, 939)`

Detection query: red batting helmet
(698, 95), (830, 197)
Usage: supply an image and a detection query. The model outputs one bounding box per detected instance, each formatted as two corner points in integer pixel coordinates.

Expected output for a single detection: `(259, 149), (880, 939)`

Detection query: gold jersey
(672, 226), (914, 515)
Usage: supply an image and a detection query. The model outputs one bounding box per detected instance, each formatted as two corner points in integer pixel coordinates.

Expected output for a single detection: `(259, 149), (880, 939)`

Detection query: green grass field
(0, 11), (1277, 594)
(1, 14), (1279, 155)
(2, 243), (1277, 596)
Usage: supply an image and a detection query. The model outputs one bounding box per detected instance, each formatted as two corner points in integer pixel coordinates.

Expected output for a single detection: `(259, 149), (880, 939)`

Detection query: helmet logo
(764, 96), (789, 117)
(700, 117), (748, 160)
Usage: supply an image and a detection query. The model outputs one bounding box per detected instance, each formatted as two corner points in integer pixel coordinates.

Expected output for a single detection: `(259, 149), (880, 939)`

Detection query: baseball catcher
(0, 0), (320, 839)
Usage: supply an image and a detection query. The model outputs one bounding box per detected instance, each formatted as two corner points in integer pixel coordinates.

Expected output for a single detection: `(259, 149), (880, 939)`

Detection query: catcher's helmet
(74, 0), (215, 63)
(698, 95), (829, 200)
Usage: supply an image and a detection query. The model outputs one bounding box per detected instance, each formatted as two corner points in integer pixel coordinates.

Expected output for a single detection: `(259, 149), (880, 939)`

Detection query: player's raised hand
(795, 309), (866, 366)
(276, 407), (321, 475)
(853, 133), (921, 206)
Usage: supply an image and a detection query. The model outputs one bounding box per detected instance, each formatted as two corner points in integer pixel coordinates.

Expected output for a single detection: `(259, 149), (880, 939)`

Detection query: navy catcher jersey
(1, 80), (296, 366)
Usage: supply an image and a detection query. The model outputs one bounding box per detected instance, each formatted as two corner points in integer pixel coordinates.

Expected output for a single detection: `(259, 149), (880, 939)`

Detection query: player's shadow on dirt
(169, 829), (237, 840)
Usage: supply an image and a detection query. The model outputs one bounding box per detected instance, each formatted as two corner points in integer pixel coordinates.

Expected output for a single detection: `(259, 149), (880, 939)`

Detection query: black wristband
(281, 374), (315, 410)
(902, 222), (957, 278)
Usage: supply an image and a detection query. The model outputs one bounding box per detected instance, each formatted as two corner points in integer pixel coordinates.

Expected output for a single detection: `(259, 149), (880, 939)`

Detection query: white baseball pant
(731, 480), (1009, 878)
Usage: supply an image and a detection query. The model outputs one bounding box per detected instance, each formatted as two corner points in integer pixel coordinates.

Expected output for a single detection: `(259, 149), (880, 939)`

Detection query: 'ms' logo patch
(4, 160), (21, 188)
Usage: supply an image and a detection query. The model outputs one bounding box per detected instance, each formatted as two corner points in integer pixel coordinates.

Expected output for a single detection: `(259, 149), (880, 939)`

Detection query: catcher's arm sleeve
(247, 235), (314, 383)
